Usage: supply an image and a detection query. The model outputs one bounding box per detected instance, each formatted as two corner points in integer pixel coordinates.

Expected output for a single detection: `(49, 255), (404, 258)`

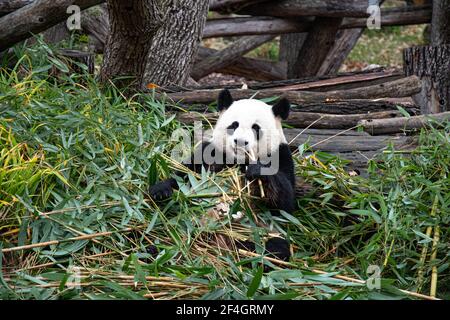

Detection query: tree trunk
(317, 28), (364, 75)
(99, 0), (163, 88)
(431, 0), (450, 45)
(279, 32), (308, 79)
(143, 0), (209, 88)
(290, 17), (343, 78)
(402, 1), (450, 114)
(404, 45), (450, 113)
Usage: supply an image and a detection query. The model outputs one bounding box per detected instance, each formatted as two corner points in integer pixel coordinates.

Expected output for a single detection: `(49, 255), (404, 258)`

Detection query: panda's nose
(234, 139), (248, 146)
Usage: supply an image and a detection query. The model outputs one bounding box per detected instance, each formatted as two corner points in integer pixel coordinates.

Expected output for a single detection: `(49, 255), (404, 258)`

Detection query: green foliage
(0, 41), (448, 300)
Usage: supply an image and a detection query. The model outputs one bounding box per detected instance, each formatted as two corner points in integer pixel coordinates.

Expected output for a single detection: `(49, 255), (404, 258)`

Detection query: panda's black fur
(149, 89), (296, 262)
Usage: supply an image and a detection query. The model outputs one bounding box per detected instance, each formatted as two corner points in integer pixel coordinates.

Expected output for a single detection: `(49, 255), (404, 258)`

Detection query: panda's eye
(252, 124), (261, 140)
(227, 121), (239, 134)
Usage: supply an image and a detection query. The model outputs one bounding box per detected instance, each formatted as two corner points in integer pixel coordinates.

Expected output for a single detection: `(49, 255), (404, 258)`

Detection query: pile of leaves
(0, 42), (448, 300)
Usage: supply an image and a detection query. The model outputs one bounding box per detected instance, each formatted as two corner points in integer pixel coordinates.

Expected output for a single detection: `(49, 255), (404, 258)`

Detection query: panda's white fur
(211, 99), (287, 165)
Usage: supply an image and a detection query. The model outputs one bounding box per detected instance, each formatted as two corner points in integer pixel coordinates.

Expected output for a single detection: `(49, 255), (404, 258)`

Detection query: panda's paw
(245, 163), (266, 181)
(265, 237), (291, 262)
(149, 180), (173, 200)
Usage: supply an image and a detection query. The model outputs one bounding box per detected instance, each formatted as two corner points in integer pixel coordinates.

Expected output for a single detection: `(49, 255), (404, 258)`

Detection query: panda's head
(211, 89), (290, 163)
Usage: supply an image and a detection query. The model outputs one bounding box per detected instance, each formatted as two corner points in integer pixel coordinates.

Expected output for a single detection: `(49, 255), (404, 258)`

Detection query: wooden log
(203, 5), (432, 38)
(161, 76), (422, 104)
(317, 28), (364, 75)
(284, 129), (411, 152)
(291, 100), (418, 115)
(239, 0), (369, 18)
(404, 45), (450, 113)
(191, 69), (402, 91)
(279, 32), (308, 79)
(82, 4), (109, 54)
(0, 0), (104, 52)
(56, 49), (95, 74)
(196, 46), (286, 81)
(204, 16), (311, 38)
(316, 0), (382, 74)
(209, 0), (269, 13)
(191, 35), (275, 80)
(178, 110), (403, 130)
(0, 0), (33, 16)
(179, 99), (418, 115)
(359, 112), (450, 135)
(289, 17), (344, 77)
(343, 5), (432, 28)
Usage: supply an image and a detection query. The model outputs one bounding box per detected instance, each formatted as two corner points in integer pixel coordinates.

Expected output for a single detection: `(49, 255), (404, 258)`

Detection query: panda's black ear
(218, 89), (233, 112)
(272, 98), (290, 120)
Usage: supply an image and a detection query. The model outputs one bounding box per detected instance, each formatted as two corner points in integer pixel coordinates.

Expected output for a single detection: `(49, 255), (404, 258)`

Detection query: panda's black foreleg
(149, 142), (223, 201)
(245, 163), (296, 214)
(245, 163), (294, 262)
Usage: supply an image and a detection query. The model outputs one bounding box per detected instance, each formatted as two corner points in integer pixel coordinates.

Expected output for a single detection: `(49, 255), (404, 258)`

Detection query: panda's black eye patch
(227, 121), (239, 134)
(252, 124), (261, 140)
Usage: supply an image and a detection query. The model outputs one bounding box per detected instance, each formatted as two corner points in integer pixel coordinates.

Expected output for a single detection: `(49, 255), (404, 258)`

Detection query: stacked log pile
(0, 0), (448, 172)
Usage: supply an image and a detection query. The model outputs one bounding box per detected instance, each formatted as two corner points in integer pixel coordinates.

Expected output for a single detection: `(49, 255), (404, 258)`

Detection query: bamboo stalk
(1, 229), (133, 253)
(248, 149), (265, 198)
(417, 195), (438, 291)
(235, 248), (440, 300)
(430, 226), (440, 298)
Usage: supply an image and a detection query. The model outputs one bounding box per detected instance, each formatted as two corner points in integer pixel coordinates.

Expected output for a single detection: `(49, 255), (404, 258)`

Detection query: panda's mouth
(233, 145), (255, 164)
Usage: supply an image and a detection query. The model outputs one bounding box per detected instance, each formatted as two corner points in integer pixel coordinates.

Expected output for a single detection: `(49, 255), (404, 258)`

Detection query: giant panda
(149, 89), (296, 261)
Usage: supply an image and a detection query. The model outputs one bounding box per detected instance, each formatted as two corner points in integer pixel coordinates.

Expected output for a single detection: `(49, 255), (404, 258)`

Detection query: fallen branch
(1, 228), (133, 253)
(191, 35), (276, 80)
(196, 46), (286, 81)
(178, 110), (403, 130)
(209, 0), (269, 12)
(203, 5), (431, 38)
(191, 68), (402, 91)
(359, 111), (450, 135)
(238, 0), (369, 18)
(161, 76), (422, 104)
(0, 0), (33, 16)
(0, 0), (104, 51)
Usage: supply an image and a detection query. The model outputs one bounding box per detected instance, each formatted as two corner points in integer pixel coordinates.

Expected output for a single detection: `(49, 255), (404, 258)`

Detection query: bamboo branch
(1, 228), (133, 253)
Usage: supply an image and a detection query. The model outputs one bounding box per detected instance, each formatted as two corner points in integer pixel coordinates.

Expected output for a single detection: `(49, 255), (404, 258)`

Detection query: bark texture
(317, 28), (364, 75)
(0, 0), (103, 52)
(209, 0), (269, 13)
(161, 76), (422, 104)
(82, 4), (109, 53)
(196, 46), (286, 81)
(279, 32), (308, 79)
(100, 0), (163, 87)
(239, 0), (369, 18)
(431, 0), (450, 45)
(191, 35), (275, 80)
(143, 0), (209, 87)
(290, 17), (343, 78)
(359, 111), (450, 135)
(0, 0), (33, 16)
(404, 45), (450, 113)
